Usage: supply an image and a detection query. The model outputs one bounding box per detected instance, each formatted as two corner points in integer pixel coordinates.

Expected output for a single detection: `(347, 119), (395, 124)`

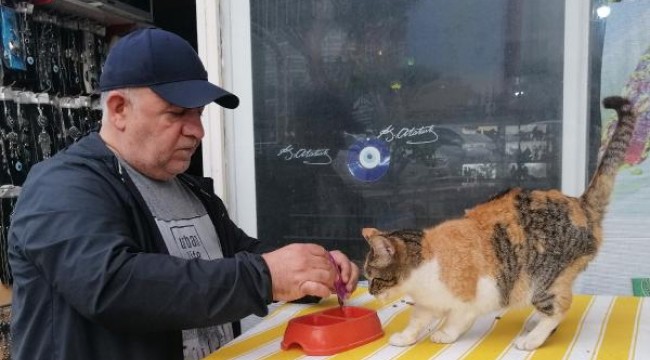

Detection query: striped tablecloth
(205, 285), (648, 360)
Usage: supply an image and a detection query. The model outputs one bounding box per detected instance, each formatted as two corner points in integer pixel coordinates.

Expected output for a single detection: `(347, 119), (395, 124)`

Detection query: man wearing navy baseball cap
(9, 27), (359, 360)
(99, 27), (239, 109)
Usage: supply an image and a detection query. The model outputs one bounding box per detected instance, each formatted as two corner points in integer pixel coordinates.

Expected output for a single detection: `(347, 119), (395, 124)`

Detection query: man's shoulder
(20, 137), (120, 200)
(27, 150), (113, 185)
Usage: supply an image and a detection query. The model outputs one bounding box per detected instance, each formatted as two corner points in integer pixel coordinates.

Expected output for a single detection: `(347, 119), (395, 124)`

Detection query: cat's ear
(363, 228), (395, 264)
(368, 236), (395, 264)
(362, 227), (381, 240)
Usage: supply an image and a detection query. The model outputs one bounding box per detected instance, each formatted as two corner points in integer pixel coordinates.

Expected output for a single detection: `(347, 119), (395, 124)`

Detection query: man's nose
(183, 113), (205, 140)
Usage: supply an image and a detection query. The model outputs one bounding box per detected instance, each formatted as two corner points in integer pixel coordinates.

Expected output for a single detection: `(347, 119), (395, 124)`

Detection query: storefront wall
(196, 0), (650, 296)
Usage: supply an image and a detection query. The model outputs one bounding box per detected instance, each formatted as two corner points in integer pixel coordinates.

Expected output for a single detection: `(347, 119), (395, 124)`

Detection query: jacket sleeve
(11, 162), (273, 332)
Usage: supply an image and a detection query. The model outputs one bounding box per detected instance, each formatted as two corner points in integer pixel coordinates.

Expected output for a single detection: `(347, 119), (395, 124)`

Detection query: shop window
(250, 0), (565, 264)
(577, 0), (650, 295)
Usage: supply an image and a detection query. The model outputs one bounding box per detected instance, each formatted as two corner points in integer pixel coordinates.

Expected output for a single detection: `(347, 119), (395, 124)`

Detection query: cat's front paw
(389, 332), (417, 347)
(429, 329), (460, 344)
(514, 334), (545, 351)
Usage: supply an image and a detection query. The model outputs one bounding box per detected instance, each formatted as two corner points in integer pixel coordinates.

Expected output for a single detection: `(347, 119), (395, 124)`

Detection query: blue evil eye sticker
(347, 138), (390, 182)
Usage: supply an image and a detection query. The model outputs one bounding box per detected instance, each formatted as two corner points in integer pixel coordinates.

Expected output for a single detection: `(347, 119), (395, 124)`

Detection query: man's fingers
(293, 244), (332, 271)
(302, 266), (336, 287)
(328, 250), (360, 293)
(328, 250), (352, 282)
(262, 243), (357, 302)
(300, 280), (331, 299)
(304, 243), (329, 257)
(347, 262), (360, 292)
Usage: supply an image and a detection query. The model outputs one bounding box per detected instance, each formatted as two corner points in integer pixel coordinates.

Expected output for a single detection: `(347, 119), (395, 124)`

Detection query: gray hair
(100, 92), (109, 122)
(100, 88), (135, 123)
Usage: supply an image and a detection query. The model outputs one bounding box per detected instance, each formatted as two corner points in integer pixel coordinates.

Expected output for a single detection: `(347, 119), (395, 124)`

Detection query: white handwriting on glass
(377, 124), (439, 144)
(277, 145), (332, 165)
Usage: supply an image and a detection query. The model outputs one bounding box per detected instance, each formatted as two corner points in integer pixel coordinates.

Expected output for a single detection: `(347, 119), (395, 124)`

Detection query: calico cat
(362, 96), (638, 351)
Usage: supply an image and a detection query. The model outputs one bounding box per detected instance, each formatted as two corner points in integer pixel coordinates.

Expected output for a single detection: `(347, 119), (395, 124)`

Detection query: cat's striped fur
(362, 96), (637, 350)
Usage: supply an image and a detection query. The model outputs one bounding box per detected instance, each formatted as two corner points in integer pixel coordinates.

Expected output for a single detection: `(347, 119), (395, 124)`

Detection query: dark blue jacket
(9, 133), (273, 360)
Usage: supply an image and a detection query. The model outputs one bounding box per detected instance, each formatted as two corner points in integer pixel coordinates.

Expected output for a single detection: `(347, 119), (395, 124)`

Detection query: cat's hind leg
(430, 308), (477, 344)
(514, 313), (562, 350)
(389, 305), (437, 346)
(515, 291), (571, 350)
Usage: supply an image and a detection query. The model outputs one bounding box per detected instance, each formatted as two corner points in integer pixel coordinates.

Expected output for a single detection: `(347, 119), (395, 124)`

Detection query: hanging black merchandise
(0, 5), (107, 287)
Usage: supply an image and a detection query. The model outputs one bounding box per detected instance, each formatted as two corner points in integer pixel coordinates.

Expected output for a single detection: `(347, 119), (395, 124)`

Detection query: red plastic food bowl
(281, 306), (384, 355)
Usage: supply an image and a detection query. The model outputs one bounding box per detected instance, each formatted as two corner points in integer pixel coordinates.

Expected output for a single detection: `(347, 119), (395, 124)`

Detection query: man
(9, 28), (359, 360)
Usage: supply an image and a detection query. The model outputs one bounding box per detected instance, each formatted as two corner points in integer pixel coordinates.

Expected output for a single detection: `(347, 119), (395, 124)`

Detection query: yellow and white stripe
(592, 296), (642, 360)
(633, 297), (649, 359)
(204, 288), (647, 360)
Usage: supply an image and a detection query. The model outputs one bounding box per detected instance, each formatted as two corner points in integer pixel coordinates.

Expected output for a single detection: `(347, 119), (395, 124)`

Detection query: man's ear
(105, 90), (130, 130)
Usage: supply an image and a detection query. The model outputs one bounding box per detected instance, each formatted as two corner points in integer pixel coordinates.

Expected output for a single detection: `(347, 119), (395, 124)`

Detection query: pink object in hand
(328, 253), (349, 307)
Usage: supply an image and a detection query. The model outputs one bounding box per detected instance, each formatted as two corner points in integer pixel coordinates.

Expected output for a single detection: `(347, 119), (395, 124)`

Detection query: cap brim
(150, 80), (239, 109)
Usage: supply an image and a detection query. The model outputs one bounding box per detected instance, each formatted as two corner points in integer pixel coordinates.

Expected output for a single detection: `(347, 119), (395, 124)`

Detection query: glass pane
(580, 0), (650, 295)
(250, 0), (565, 264)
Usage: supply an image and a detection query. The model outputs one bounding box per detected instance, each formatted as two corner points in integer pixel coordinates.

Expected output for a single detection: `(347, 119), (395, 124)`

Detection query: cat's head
(362, 227), (415, 301)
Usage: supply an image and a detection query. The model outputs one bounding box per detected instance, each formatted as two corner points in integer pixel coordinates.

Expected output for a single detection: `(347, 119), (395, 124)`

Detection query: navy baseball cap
(99, 28), (239, 109)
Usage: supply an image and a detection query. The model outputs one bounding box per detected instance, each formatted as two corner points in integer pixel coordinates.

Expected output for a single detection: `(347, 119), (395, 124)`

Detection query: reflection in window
(579, 0), (650, 295)
(251, 0), (564, 262)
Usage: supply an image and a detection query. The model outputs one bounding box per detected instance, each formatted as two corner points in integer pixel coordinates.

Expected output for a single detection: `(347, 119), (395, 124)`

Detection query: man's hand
(262, 243), (336, 301)
(328, 250), (360, 296)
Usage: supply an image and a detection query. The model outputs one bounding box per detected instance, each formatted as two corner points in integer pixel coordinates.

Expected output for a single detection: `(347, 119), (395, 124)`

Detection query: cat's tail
(581, 96), (637, 218)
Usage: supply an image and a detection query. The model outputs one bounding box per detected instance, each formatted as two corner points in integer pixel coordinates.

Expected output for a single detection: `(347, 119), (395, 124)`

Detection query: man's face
(121, 88), (205, 180)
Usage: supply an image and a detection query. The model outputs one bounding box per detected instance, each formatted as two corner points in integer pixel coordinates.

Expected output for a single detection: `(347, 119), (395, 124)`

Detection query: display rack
(34, 0), (152, 25)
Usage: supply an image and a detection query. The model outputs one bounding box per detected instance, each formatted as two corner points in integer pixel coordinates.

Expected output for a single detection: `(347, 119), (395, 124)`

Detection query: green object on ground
(632, 278), (650, 296)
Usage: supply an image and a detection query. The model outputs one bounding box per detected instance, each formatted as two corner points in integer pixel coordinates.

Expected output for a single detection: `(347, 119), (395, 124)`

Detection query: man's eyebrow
(163, 104), (185, 111)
